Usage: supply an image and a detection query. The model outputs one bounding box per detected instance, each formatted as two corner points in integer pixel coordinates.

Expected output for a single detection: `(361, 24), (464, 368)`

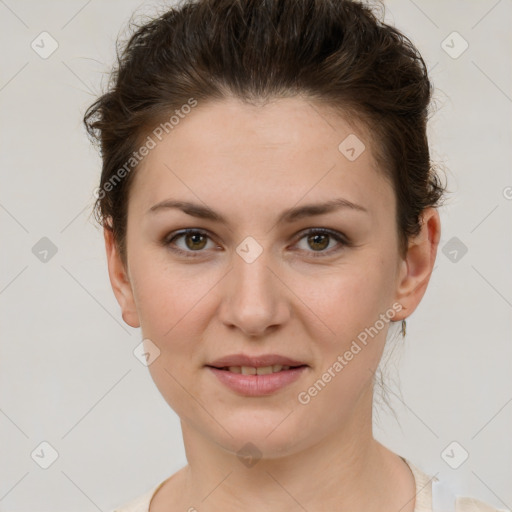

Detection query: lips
(206, 353), (308, 369)
(207, 365), (307, 396)
(205, 353), (309, 396)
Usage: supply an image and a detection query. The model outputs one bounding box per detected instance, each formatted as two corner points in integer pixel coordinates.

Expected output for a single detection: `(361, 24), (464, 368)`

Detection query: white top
(110, 458), (510, 512)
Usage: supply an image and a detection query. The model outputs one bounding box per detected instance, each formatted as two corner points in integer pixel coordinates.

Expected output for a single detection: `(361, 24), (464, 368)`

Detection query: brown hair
(84, 0), (447, 266)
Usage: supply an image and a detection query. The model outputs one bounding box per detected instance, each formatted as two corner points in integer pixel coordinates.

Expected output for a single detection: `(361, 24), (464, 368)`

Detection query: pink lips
(207, 353), (307, 368)
(207, 366), (307, 396)
(205, 353), (309, 396)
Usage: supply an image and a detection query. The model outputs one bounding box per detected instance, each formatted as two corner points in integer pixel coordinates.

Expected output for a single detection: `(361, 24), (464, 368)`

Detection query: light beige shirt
(110, 458), (509, 512)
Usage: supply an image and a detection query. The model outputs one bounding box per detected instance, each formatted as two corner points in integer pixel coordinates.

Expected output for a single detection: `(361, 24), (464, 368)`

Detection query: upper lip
(206, 353), (308, 368)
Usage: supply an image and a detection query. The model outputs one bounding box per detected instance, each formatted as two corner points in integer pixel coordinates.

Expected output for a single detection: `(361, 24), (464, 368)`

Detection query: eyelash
(162, 228), (350, 259)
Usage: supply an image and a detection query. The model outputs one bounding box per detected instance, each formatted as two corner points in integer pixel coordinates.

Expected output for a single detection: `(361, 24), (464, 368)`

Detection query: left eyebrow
(278, 198), (369, 223)
(146, 197), (369, 225)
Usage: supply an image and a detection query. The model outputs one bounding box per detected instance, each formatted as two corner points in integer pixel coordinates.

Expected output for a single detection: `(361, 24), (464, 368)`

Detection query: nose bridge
(220, 239), (288, 336)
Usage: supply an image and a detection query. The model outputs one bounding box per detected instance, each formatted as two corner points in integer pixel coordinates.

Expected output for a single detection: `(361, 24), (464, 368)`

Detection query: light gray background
(1, 0), (511, 510)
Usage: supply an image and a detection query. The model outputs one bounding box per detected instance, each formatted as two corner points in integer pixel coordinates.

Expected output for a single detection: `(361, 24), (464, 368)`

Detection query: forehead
(129, 96), (393, 222)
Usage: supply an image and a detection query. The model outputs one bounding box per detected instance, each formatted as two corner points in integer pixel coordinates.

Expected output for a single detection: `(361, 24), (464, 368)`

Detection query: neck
(170, 385), (414, 512)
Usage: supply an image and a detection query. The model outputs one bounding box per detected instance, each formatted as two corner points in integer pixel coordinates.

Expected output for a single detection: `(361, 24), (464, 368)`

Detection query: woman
(84, 0), (507, 511)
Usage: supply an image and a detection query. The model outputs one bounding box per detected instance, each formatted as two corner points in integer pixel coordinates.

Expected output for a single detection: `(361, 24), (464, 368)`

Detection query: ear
(393, 207), (441, 320)
(103, 226), (140, 328)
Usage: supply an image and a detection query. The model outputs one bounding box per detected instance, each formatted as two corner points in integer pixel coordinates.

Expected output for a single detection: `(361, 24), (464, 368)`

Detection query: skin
(104, 96), (441, 512)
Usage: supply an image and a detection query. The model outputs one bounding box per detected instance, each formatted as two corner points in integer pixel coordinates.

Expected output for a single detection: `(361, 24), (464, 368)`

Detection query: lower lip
(206, 366), (308, 396)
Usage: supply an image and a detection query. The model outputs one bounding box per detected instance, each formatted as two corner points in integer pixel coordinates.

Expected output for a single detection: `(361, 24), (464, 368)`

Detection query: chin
(210, 412), (310, 459)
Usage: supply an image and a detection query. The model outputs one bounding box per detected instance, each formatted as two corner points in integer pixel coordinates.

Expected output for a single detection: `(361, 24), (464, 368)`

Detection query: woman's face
(106, 96), (435, 457)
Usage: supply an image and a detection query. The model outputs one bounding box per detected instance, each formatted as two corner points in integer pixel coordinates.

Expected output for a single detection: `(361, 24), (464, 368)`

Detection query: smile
(206, 365), (308, 396)
(214, 364), (302, 374)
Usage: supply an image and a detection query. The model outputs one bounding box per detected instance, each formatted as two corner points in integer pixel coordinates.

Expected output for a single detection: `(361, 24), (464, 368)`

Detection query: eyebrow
(147, 197), (368, 224)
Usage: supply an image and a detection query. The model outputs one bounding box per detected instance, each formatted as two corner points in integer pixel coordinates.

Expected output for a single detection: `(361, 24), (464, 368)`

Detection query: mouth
(206, 364), (308, 374)
(205, 356), (309, 396)
(206, 353), (309, 369)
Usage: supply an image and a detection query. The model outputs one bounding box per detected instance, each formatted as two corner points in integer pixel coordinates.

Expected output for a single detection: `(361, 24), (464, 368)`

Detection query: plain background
(0, 0), (511, 510)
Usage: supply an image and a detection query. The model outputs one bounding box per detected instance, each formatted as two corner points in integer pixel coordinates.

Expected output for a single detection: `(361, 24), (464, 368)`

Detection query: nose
(218, 248), (291, 338)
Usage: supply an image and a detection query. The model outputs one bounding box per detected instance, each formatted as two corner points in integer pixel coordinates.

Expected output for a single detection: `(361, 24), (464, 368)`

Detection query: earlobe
(103, 226), (141, 328)
(393, 208), (441, 320)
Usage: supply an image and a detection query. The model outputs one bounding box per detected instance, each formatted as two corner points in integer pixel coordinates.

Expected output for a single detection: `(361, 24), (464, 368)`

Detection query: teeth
(226, 365), (293, 374)
(256, 366), (273, 375)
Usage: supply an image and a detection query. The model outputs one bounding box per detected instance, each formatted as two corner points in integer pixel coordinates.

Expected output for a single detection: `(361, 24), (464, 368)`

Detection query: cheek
(292, 261), (392, 338)
(294, 270), (391, 418)
(296, 260), (395, 396)
(130, 252), (213, 340)
(129, 259), (216, 416)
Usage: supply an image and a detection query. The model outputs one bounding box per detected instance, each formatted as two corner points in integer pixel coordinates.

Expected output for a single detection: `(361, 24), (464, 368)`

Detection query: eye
(163, 229), (219, 258)
(162, 227), (350, 259)
(293, 228), (349, 257)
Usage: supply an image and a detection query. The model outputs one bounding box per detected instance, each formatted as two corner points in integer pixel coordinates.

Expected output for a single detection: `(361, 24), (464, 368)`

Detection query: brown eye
(294, 228), (349, 257)
(183, 232), (208, 250)
(163, 227), (349, 259)
(164, 229), (217, 257)
(306, 233), (330, 251)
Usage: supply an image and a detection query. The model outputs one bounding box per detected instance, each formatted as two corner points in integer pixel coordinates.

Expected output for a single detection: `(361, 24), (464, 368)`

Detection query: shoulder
(109, 468), (184, 511)
(455, 496), (510, 512)
(403, 458), (509, 512)
(109, 482), (162, 512)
